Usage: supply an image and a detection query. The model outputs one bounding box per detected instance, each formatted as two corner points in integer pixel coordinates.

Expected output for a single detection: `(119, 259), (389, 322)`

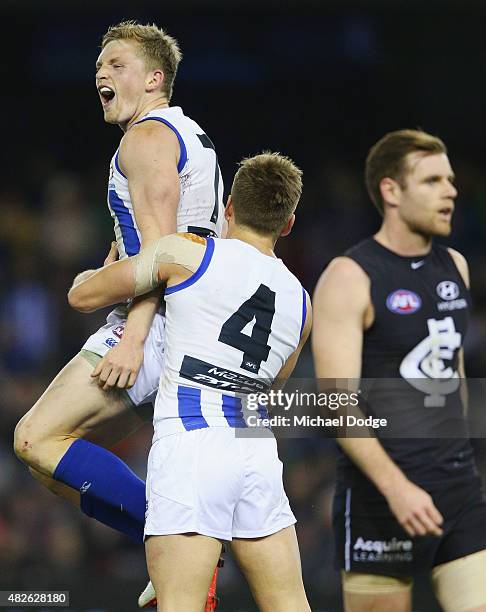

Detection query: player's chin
(102, 109), (118, 124)
(432, 221), (452, 237)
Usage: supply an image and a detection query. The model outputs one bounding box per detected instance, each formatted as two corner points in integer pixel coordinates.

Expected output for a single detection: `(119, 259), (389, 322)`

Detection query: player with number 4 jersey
(69, 152), (312, 611)
(14, 22), (225, 608)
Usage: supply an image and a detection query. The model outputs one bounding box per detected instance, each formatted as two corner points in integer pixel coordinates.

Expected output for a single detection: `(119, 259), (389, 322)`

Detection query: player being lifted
(313, 129), (486, 612)
(68, 152), (312, 611)
(14, 20), (224, 607)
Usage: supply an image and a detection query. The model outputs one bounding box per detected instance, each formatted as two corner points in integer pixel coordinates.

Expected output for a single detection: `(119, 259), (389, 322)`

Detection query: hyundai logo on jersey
(436, 281), (460, 301)
(386, 289), (422, 314)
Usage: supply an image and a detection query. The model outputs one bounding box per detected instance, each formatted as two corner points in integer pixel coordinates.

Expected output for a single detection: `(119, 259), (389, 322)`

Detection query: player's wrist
(376, 467), (409, 500)
(117, 330), (146, 346)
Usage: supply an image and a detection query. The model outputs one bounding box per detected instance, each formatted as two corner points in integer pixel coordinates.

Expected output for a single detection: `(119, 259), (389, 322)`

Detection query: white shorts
(82, 307), (165, 406)
(144, 428), (296, 541)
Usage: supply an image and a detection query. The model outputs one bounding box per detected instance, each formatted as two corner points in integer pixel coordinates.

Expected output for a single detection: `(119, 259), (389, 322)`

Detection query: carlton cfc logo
(386, 289), (422, 314)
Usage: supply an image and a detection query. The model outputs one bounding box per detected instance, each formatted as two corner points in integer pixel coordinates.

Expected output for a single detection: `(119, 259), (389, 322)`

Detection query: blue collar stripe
(165, 237), (215, 296)
(134, 116), (188, 173)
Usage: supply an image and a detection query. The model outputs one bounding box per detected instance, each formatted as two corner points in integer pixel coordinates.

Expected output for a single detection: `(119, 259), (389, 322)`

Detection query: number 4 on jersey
(218, 284), (276, 374)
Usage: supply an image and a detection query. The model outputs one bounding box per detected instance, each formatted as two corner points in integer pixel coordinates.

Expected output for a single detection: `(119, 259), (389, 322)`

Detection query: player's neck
(227, 226), (276, 257)
(125, 96), (170, 131)
(374, 223), (432, 257)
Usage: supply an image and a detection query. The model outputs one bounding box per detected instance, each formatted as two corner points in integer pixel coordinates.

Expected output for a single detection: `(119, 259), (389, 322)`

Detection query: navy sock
(80, 495), (143, 543)
(53, 439), (145, 540)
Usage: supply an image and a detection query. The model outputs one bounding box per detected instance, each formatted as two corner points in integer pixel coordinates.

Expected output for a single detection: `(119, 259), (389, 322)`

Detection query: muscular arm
(97, 121), (181, 388)
(312, 257), (443, 537)
(68, 234), (204, 313)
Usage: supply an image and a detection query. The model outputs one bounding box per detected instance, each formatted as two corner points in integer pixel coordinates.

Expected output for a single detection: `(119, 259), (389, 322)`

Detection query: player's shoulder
(158, 232), (207, 256)
(120, 115), (180, 150)
(318, 255), (370, 288)
(176, 232), (207, 246)
(313, 256), (370, 314)
(446, 246), (470, 288)
(446, 246), (468, 269)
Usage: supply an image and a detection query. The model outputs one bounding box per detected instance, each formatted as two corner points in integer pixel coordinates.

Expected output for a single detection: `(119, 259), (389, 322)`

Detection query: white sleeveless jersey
(153, 237), (307, 439)
(107, 106), (224, 259)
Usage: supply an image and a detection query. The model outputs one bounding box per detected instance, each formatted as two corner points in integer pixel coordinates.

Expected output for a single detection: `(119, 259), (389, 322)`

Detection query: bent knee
(13, 411), (51, 470)
(14, 414), (37, 464)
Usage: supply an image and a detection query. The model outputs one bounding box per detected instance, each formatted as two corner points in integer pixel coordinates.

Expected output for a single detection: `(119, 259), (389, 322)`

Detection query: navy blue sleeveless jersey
(337, 237), (476, 490)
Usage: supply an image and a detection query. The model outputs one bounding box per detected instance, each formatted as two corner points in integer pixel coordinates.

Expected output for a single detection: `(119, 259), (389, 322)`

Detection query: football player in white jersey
(68, 152), (312, 611)
(14, 20), (224, 605)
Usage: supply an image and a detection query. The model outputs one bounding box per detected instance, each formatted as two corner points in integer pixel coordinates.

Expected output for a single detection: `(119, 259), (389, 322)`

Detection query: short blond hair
(102, 20), (182, 100)
(365, 129), (447, 215)
(231, 152), (303, 238)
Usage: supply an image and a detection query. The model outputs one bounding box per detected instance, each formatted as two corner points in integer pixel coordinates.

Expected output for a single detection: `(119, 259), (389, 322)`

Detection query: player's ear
(224, 196), (234, 222)
(147, 69), (164, 93)
(380, 177), (401, 208)
(280, 214), (295, 237)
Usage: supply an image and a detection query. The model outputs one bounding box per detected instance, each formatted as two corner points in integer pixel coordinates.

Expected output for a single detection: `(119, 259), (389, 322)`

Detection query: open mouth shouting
(98, 86), (116, 107)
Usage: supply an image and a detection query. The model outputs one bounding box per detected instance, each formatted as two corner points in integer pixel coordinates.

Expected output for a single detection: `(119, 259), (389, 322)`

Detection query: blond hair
(231, 152), (303, 237)
(365, 129), (447, 215)
(102, 20), (182, 100)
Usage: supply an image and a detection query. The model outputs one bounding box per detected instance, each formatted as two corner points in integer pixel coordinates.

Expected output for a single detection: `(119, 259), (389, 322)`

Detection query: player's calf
(231, 526), (310, 612)
(342, 572), (413, 612)
(145, 534), (223, 612)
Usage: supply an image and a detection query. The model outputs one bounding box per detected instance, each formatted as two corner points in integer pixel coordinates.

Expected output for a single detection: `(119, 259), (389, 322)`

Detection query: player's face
(397, 153), (457, 238)
(95, 40), (151, 129)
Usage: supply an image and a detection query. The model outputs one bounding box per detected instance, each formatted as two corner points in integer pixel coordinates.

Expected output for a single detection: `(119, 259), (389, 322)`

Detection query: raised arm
(312, 257), (443, 537)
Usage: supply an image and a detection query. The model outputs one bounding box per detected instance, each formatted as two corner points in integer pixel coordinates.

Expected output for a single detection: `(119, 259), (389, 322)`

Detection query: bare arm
(312, 257), (443, 537)
(95, 121), (181, 388)
(68, 234), (203, 313)
(448, 247), (470, 413)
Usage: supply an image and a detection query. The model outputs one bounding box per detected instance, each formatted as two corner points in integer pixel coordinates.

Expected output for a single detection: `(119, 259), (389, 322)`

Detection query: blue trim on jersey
(299, 287), (307, 339)
(165, 237), (215, 296)
(114, 150), (127, 179)
(108, 190), (140, 256)
(134, 116), (188, 173)
(177, 386), (209, 431)
(221, 395), (246, 428)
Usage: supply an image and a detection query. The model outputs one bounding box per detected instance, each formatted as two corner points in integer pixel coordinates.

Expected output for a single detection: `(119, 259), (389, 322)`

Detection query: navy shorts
(333, 474), (486, 576)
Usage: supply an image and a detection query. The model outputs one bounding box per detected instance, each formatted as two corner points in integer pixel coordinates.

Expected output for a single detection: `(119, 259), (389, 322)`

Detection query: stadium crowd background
(1, 1), (486, 610)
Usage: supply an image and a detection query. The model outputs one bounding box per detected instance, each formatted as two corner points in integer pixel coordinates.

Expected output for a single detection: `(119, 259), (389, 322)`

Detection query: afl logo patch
(436, 281), (459, 301)
(386, 289), (422, 315)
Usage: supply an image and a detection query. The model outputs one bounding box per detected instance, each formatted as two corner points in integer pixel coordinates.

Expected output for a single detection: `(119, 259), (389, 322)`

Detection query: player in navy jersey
(14, 20), (224, 609)
(68, 152), (312, 611)
(313, 130), (486, 612)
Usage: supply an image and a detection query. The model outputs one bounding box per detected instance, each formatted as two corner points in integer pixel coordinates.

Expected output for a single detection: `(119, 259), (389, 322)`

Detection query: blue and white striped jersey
(153, 237), (307, 440)
(107, 106), (224, 258)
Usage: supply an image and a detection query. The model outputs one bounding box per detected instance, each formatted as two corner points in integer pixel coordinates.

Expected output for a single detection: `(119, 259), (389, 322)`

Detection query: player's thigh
(145, 533), (222, 612)
(231, 525), (310, 612)
(15, 354), (137, 461)
(342, 571), (413, 612)
(431, 549), (486, 612)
